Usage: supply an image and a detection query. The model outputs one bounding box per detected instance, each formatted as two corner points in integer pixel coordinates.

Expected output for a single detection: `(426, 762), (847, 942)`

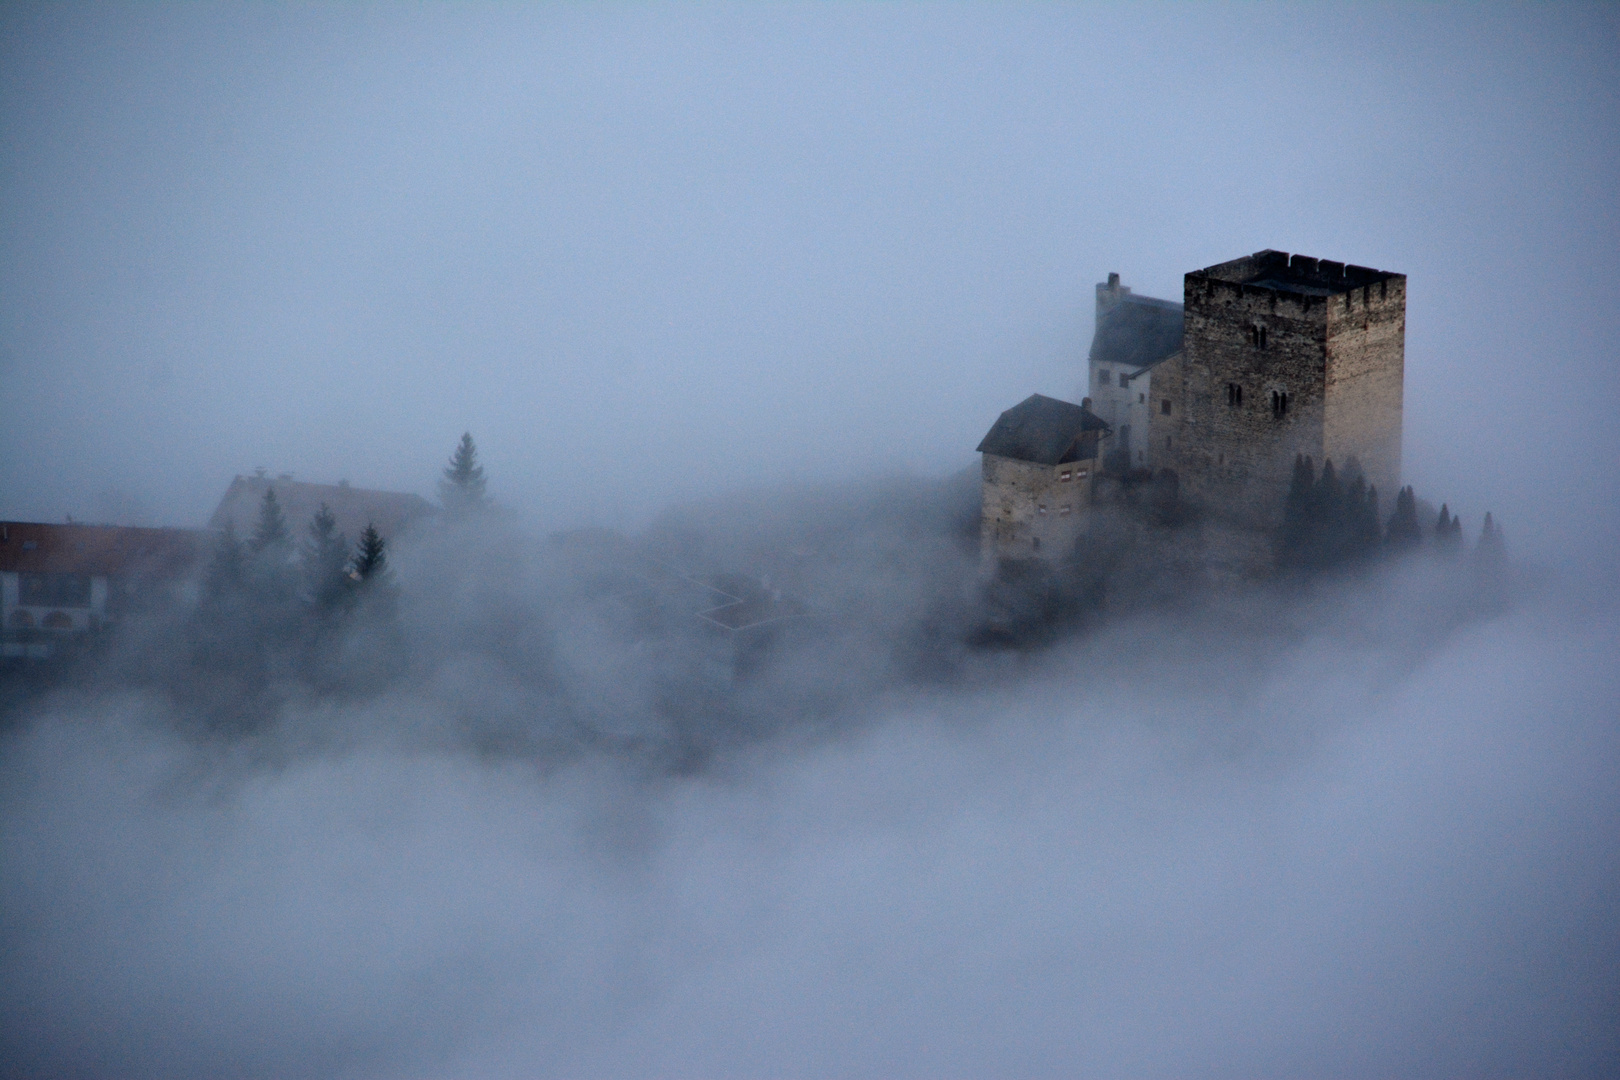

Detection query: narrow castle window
(1271, 389), (1289, 418)
(1118, 372), (1129, 388)
(1032, 537), (1041, 551)
(1226, 382), (1243, 407)
(1138, 393), (1145, 404)
(1161, 399), (1172, 415)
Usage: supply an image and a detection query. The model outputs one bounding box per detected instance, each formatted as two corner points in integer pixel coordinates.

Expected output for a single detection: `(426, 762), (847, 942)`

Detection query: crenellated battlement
(1188, 249), (1403, 306)
(1153, 249), (1406, 531)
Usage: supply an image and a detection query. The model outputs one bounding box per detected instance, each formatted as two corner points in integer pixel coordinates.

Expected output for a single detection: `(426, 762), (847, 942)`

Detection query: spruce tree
(205, 520), (245, 598)
(1435, 504), (1463, 555)
(439, 432), (488, 517)
(1386, 486), (1422, 551)
(249, 487), (289, 553)
(1308, 458), (1343, 569)
(1475, 512), (1507, 567)
(302, 503), (350, 609)
(351, 523), (389, 584)
(1277, 454), (1314, 568)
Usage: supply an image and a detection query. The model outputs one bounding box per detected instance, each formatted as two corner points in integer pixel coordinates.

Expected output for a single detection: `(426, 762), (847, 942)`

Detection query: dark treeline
(1276, 454), (1506, 576)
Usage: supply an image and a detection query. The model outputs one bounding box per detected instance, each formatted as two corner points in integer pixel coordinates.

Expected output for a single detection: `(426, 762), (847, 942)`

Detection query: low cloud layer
(2, 480), (1615, 1078)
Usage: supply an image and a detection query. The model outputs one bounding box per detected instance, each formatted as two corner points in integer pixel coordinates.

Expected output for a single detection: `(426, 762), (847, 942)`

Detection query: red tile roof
(0, 522), (204, 577)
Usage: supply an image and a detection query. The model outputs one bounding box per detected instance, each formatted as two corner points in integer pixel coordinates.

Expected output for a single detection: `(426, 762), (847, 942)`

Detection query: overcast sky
(3, 3), (1617, 560)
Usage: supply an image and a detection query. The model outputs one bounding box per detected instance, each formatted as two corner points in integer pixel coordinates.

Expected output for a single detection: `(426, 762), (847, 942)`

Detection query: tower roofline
(1190, 249), (1403, 298)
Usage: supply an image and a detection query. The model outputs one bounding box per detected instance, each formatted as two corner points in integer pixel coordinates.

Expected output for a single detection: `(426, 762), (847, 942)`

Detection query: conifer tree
(205, 520), (245, 598)
(1276, 454), (1314, 568)
(1359, 485), (1382, 557)
(1435, 504), (1463, 555)
(249, 488), (289, 553)
(1386, 485), (1422, 551)
(439, 432), (488, 517)
(1475, 511), (1507, 566)
(351, 523), (390, 584)
(302, 503), (350, 609)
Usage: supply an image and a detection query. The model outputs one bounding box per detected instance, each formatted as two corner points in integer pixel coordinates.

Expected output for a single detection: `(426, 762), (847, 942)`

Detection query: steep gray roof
(976, 394), (1109, 466)
(1089, 294), (1184, 374)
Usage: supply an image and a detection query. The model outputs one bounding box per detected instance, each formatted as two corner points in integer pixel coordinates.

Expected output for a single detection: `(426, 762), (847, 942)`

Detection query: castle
(980, 249), (1407, 564)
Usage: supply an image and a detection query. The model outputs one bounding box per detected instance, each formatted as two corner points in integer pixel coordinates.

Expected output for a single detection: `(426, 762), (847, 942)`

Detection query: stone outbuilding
(976, 393), (1109, 568)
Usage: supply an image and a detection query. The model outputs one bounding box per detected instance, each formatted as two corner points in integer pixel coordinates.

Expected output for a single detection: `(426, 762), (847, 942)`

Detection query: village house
(0, 521), (203, 658)
(208, 473), (434, 545)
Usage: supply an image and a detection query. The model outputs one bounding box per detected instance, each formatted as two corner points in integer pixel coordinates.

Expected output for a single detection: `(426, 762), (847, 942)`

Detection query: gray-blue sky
(4, 4), (1617, 557)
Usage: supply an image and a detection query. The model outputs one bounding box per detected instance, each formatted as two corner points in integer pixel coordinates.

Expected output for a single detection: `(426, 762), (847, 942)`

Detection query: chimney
(1096, 272), (1131, 320)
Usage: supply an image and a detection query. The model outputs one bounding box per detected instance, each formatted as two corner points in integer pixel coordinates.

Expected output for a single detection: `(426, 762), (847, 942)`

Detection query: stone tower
(1148, 250), (1405, 526)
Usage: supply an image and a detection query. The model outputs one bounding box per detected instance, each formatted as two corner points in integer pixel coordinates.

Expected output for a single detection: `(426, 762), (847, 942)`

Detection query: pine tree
(302, 503), (350, 609)
(205, 521), (245, 598)
(1386, 485), (1422, 551)
(1276, 454), (1314, 568)
(1475, 511), (1507, 567)
(249, 487), (289, 553)
(1306, 458), (1343, 569)
(351, 523), (389, 584)
(439, 432), (488, 517)
(1435, 504), (1463, 555)
(1359, 485), (1382, 557)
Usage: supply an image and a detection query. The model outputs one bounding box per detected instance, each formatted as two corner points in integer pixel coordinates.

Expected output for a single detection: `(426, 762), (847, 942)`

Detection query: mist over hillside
(3, 3), (1618, 1077)
(3, 471), (1615, 1079)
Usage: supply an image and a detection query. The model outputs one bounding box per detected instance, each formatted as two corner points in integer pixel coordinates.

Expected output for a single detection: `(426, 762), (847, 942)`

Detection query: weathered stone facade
(1148, 250), (1405, 527)
(976, 393), (1107, 568)
(980, 453), (1096, 566)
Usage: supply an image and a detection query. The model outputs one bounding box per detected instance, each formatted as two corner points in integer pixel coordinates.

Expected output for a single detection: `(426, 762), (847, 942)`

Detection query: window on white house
(1098, 369), (1110, 384)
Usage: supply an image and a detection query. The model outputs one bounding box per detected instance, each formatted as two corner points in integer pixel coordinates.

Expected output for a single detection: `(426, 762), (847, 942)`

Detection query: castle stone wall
(981, 453), (1094, 566)
(1150, 252), (1405, 528)
(1324, 276), (1406, 502)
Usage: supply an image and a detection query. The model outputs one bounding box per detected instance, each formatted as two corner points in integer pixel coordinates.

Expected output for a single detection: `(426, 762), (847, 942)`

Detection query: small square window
(1161, 399), (1172, 415)
(1038, 504), (1047, 515)
(1118, 372), (1129, 388)
(1059, 470), (1071, 481)
(1098, 369), (1110, 384)
(1059, 505), (1072, 516)
(1076, 468), (1088, 479)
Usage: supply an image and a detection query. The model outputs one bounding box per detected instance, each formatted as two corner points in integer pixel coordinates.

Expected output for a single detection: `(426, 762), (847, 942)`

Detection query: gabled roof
(0, 522), (203, 576)
(976, 394), (1109, 466)
(1089, 293), (1184, 374)
(208, 476), (434, 543)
